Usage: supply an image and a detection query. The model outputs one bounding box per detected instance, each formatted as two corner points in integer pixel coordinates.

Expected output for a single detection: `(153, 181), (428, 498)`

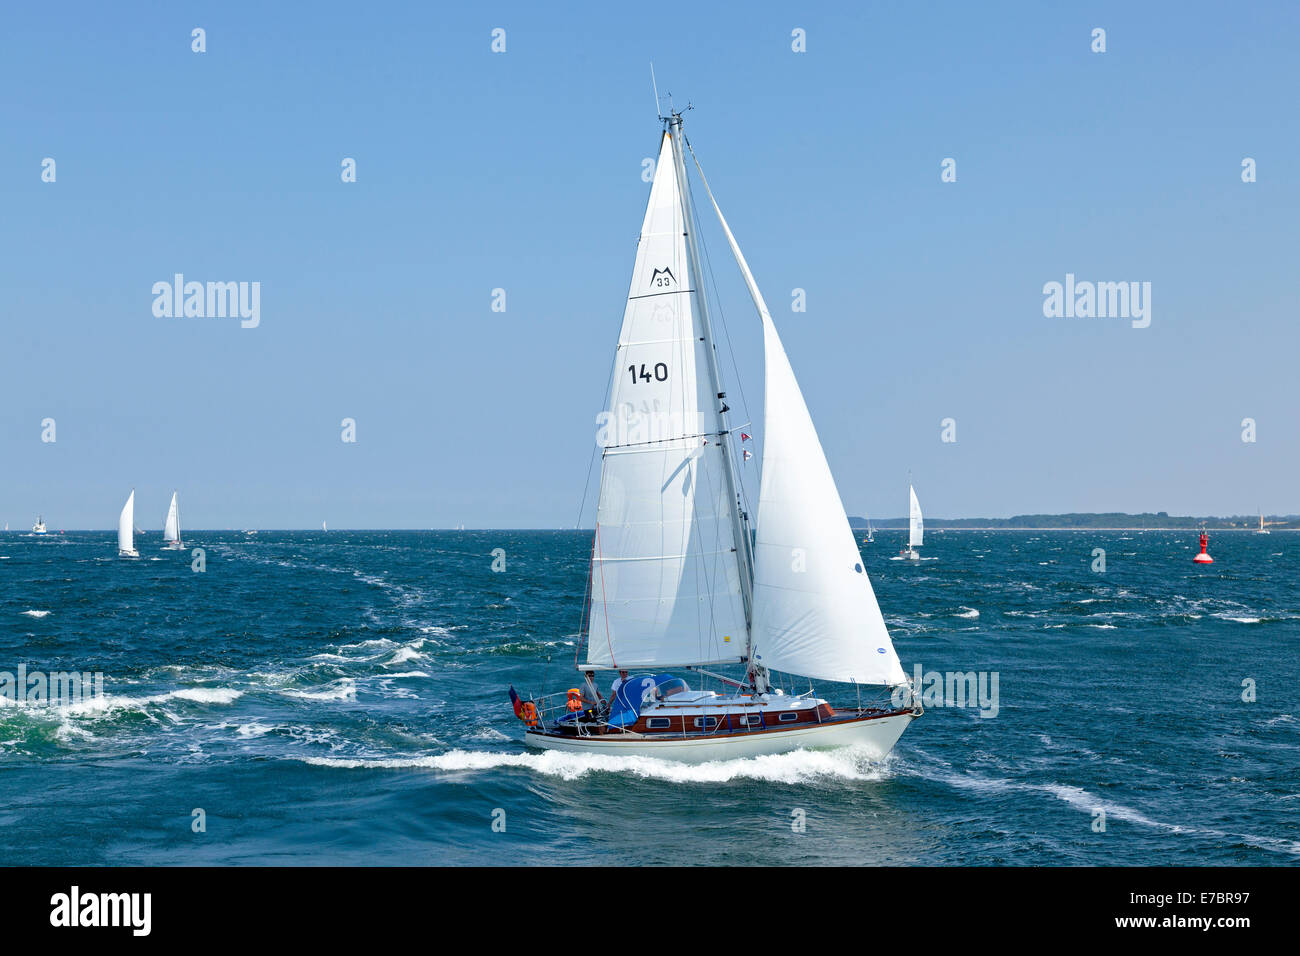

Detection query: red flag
(740, 433), (751, 442)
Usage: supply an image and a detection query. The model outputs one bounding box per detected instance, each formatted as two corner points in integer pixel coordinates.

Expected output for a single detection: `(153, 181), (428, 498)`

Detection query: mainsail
(690, 151), (907, 688)
(583, 129), (748, 671)
(164, 492), (181, 544)
(909, 485), (923, 548)
(119, 490), (135, 554)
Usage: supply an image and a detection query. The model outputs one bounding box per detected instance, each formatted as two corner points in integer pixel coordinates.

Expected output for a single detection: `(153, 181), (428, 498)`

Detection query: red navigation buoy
(1193, 530), (1214, 564)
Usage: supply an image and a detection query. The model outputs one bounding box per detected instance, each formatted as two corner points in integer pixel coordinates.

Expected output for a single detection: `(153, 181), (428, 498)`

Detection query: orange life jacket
(520, 701), (539, 727)
(566, 689), (583, 712)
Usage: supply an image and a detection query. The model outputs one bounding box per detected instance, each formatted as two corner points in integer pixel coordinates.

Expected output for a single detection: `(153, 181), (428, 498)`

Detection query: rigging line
(700, 442), (741, 663)
(684, 135), (758, 517)
(690, 442), (722, 665)
(574, 529), (597, 669)
(594, 521), (616, 668)
(575, 372), (617, 530)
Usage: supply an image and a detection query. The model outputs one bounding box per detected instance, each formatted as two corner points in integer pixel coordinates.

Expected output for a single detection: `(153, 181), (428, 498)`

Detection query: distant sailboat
(163, 491), (184, 549)
(1257, 509), (1269, 535)
(900, 484), (923, 560)
(118, 491), (139, 558)
(322, 520), (328, 532)
(864, 513), (874, 544)
(32, 516), (47, 535)
(510, 109), (919, 763)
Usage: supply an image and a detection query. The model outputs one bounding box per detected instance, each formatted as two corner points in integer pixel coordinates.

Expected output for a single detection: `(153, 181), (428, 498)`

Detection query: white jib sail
(164, 492), (180, 542)
(119, 490), (135, 553)
(692, 156), (906, 687)
(584, 130), (747, 671)
(909, 485), (923, 548)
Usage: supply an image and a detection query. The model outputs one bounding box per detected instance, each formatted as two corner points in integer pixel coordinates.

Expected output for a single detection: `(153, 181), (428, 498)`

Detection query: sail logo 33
(648, 266), (676, 289)
(892, 664), (999, 718)
(1042, 273), (1151, 328)
(151, 274), (261, 328)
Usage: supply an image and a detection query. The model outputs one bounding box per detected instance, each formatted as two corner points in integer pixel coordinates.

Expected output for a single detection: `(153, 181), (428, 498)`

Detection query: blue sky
(2, 1), (1296, 529)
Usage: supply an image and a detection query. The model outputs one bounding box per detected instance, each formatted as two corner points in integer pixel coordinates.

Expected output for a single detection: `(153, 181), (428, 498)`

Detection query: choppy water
(0, 529), (1295, 865)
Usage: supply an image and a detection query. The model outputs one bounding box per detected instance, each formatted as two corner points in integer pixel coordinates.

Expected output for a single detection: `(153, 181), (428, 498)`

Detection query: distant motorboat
(118, 491), (140, 558)
(163, 491), (184, 549)
(32, 516), (47, 535)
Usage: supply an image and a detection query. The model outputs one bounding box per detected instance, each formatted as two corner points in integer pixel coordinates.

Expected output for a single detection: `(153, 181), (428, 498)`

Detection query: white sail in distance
(583, 130), (747, 671)
(909, 485), (923, 548)
(164, 492), (181, 544)
(119, 491), (136, 554)
(690, 148), (907, 687)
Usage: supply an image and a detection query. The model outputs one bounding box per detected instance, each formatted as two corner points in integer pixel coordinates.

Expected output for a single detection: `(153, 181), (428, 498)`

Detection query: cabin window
(646, 717), (671, 730)
(654, 678), (691, 699)
(692, 716), (719, 729)
(741, 714), (764, 726)
(778, 712), (799, 723)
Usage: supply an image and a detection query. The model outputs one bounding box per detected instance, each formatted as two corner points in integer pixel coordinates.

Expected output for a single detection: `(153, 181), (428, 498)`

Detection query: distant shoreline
(849, 513), (1297, 532)
(6, 527), (1295, 534)
(884, 527), (1296, 533)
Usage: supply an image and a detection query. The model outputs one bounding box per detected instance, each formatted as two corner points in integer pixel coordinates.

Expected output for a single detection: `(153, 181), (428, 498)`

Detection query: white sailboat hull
(525, 711), (915, 763)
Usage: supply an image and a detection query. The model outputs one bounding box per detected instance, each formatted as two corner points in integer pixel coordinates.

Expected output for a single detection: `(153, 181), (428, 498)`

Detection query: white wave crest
(282, 679), (357, 701)
(296, 744), (894, 785)
(61, 686), (244, 717)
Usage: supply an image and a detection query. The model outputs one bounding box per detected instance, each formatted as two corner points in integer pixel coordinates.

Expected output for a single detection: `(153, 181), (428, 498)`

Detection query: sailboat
(510, 109), (919, 763)
(118, 490), (139, 558)
(163, 491), (184, 549)
(899, 485), (923, 560)
(322, 520), (328, 532)
(1257, 509), (1269, 535)
(31, 516), (47, 535)
(864, 513), (874, 544)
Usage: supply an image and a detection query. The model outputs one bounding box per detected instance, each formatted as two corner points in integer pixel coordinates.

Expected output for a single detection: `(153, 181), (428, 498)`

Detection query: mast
(666, 112), (755, 648)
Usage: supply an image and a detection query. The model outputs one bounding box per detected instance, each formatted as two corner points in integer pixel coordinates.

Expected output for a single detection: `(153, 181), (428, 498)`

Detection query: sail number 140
(628, 363), (669, 384)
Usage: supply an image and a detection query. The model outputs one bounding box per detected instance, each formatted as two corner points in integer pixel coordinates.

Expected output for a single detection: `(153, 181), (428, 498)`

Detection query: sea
(0, 529), (1295, 866)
